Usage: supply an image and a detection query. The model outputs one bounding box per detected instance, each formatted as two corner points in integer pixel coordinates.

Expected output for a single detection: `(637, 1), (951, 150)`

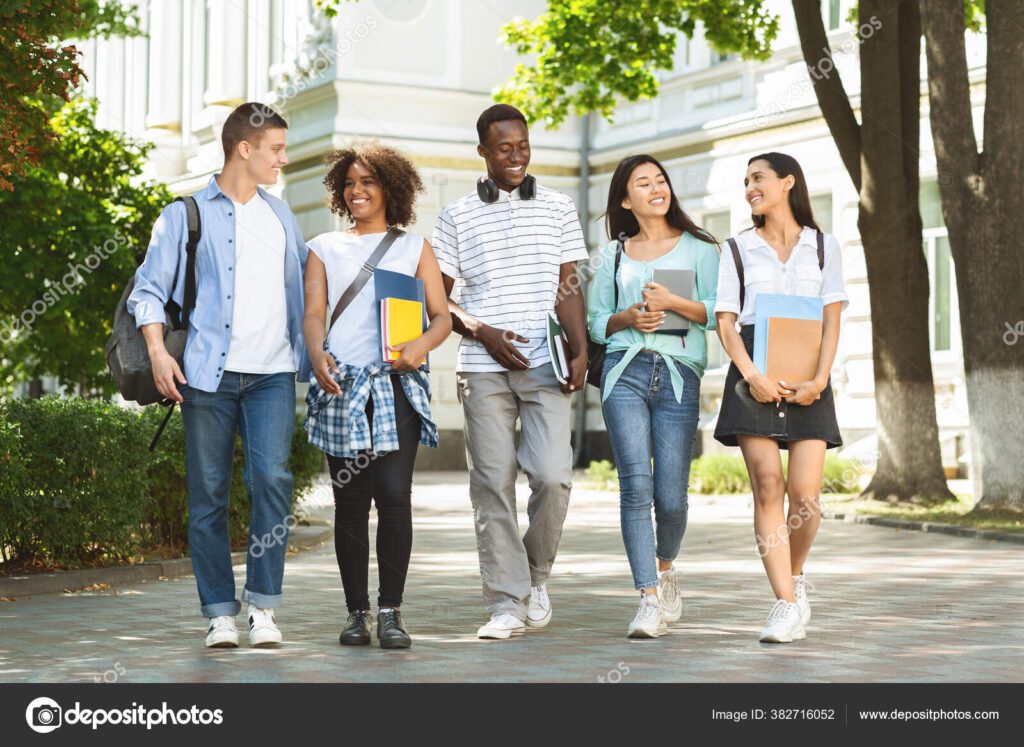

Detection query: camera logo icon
(26, 697), (62, 734)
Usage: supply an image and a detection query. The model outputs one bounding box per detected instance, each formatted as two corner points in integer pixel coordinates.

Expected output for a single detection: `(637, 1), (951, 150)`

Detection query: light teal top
(587, 233), (719, 402)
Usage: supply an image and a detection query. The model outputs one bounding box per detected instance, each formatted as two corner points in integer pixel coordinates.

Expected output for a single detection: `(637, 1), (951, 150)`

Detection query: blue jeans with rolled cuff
(180, 371), (296, 618)
(601, 350), (701, 590)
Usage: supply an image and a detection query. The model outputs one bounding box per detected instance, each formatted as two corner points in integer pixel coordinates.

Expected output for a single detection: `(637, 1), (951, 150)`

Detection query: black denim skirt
(714, 325), (842, 450)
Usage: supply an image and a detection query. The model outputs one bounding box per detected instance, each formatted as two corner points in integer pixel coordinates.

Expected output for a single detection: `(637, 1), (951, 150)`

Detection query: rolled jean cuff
(634, 578), (659, 591)
(201, 600), (241, 618)
(241, 588), (282, 609)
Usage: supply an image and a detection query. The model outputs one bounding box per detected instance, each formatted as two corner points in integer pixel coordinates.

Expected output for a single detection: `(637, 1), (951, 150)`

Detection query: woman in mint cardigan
(587, 154), (720, 639)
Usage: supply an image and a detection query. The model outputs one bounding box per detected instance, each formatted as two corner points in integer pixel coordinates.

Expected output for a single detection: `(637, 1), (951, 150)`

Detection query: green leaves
(495, 0), (779, 128)
(0, 97), (172, 396)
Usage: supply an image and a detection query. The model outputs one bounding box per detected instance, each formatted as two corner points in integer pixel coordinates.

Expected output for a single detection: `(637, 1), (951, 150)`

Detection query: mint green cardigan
(586, 234), (719, 402)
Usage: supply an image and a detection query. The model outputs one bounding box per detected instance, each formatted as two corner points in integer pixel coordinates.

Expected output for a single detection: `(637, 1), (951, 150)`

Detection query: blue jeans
(601, 351), (700, 589)
(181, 371), (296, 617)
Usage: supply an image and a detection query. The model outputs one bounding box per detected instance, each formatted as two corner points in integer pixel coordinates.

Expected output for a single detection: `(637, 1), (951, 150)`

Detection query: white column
(204, 0), (247, 106)
(146, 0), (183, 131)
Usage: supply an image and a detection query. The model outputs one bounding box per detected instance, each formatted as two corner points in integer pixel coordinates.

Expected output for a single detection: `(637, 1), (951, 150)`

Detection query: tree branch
(920, 0), (980, 184)
(791, 0), (861, 190)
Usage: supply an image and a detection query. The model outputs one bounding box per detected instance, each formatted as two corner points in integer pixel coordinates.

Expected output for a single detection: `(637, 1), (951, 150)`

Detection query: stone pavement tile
(3, 475), (1023, 682)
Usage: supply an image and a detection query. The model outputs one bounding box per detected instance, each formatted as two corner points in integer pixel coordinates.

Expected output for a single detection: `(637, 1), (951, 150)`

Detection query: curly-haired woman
(302, 142), (451, 649)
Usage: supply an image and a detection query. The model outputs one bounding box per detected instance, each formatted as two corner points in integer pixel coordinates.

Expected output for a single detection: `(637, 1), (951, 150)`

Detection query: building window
(710, 50), (735, 66)
(810, 192), (833, 233)
(924, 233), (957, 353)
(828, 0), (842, 30)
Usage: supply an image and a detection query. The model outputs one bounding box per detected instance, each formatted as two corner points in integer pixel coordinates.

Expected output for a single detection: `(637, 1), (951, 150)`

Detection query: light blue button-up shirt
(127, 175), (312, 392)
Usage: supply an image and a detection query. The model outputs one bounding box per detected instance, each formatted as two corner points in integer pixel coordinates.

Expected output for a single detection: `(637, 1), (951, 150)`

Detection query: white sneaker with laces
(658, 567), (682, 623)
(247, 605), (283, 647)
(205, 616), (239, 648)
(627, 593), (667, 639)
(526, 584), (552, 628)
(477, 613), (527, 639)
(758, 599), (806, 643)
(793, 574), (811, 625)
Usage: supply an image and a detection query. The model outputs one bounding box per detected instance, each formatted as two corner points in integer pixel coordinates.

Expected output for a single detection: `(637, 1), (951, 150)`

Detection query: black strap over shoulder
(327, 227), (405, 337)
(612, 239), (623, 308)
(165, 195), (201, 331)
(727, 231), (825, 313)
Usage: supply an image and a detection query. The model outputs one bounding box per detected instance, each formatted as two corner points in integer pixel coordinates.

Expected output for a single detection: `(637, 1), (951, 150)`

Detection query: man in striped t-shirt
(433, 104), (589, 640)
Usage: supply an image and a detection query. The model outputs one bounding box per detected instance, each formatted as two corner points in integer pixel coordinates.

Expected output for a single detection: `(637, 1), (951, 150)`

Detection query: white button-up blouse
(714, 226), (849, 326)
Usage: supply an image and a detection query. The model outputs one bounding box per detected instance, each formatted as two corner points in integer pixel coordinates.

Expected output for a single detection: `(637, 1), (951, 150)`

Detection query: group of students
(128, 101), (846, 651)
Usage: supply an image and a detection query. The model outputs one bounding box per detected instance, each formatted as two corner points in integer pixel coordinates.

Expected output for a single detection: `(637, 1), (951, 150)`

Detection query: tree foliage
(0, 98), (171, 395)
(0, 0), (141, 190)
(494, 0), (780, 126)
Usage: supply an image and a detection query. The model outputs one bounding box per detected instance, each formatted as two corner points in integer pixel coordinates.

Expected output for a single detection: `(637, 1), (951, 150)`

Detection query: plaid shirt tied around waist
(304, 363), (437, 458)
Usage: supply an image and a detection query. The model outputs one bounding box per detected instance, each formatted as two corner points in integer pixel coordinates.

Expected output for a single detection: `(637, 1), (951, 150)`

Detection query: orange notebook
(765, 317), (822, 386)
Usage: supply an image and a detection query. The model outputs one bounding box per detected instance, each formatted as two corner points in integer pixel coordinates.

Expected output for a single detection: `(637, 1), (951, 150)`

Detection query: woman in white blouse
(713, 152), (848, 644)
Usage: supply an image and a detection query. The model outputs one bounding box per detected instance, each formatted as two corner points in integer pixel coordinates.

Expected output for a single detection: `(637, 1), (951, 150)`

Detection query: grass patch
(824, 494), (1024, 534)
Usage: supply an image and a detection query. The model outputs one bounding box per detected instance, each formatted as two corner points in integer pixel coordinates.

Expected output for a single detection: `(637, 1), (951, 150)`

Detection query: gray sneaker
(658, 567), (682, 623)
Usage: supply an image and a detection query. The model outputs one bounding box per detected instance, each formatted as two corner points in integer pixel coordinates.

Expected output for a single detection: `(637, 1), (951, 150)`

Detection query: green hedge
(0, 398), (325, 571)
(586, 453), (864, 495)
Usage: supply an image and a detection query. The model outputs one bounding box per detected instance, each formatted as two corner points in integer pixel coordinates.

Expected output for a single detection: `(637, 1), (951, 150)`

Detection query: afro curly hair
(323, 141), (424, 227)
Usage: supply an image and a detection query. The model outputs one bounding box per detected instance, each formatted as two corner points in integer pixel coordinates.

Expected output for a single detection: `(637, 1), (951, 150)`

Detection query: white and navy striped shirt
(432, 183), (589, 372)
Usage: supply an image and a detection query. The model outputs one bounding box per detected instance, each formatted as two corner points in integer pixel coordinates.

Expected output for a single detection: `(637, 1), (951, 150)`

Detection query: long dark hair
(604, 154), (717, 245)
(746, 152), (819, 231)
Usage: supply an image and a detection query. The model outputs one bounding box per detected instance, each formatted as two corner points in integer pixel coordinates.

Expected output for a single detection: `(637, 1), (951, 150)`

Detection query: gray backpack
(105, 196), (200, 450)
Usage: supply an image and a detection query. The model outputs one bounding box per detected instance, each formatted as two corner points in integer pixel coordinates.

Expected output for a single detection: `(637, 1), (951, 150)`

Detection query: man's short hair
(476, 104), (528, 145)
(221, 102), (288, 162)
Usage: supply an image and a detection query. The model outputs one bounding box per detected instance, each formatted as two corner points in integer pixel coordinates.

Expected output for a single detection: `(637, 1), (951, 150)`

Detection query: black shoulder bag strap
(816, 229), (825, 270)
(726, 237), (744, 312)
(613, 239), (623, 307)
(150, 195), (201, 452)
(327, 227), (405, 340)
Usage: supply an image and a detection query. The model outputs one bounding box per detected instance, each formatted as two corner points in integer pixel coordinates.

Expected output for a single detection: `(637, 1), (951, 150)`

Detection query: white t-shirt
(223, 193), (295, 374)
(307, 230), (424, 369)
(432, 184), (590, 372)
(714, 226), (849, 326)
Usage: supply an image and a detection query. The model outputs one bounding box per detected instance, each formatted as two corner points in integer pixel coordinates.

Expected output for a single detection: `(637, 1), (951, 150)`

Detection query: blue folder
(752, 293), (823, 375)
(374, 268), (429, 371)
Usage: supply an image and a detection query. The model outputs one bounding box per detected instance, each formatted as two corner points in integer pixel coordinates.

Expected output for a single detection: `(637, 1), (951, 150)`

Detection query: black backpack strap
(727, 238), (744, 312)
(327, 227), (405, 336)
(149, 402), (176, 452)
(816, 229), (825, 270)
(175, 196), (201, 331)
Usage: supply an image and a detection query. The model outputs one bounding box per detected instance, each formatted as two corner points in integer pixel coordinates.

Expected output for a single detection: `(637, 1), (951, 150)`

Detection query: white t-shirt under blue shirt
(431, 183), (590, 373)
(223, 192), (295, 374)
(306, 230), (424, 370)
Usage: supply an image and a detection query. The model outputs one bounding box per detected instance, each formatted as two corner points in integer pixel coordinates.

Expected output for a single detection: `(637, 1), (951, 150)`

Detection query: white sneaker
(526, 584), (552, 628)
(627, 593), (667, 639)
(793, 574), (811, 625)
(247, 605), (283, 647)
(477, 613), (527, 639)
(758, 599), (806, 643)
(205, 616), (239, 648)
(658, 567), (682, 623)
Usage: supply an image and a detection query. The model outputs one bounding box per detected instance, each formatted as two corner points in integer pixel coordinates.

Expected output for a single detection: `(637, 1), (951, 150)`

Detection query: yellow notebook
(380, 297), (423, 363)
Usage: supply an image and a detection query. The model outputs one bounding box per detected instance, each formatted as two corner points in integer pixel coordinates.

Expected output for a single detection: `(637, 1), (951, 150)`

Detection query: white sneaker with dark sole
(627, 593), (667, 639)
(793, 574), (811, 626)
(658, 568), (682, 623)
(205, 616), (239, 648)
(248, 605), (283, 647)
(526, 584), (552, 628)
(758, 600), (806, 643)
(477, 613), (527, 639)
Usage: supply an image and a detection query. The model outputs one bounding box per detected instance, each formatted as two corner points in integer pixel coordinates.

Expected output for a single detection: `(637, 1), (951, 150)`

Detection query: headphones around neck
(477, 173), (536, 203)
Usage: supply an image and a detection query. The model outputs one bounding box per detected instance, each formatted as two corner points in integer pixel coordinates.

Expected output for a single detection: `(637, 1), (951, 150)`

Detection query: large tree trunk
(793, 0), (953, 503)
(921, 0), (1024, 511)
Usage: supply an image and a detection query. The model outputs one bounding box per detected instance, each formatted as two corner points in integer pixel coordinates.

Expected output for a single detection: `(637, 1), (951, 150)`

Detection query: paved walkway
(3, 473), (1022, 683)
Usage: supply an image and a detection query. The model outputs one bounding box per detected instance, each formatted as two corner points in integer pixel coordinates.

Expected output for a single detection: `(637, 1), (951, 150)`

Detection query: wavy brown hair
(323, 141), (424, 227)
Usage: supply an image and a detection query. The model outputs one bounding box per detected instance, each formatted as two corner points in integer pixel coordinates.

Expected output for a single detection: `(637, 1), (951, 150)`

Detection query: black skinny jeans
(326, 375), (420, 612)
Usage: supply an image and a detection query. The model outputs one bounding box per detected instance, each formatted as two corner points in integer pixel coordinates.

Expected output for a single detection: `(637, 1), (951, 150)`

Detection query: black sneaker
(339, 610), (372, 646)
(377, 609), (411, 649)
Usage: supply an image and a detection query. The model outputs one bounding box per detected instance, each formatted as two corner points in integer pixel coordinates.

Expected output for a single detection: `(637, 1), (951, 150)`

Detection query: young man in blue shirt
(129, 103), (311, 648)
